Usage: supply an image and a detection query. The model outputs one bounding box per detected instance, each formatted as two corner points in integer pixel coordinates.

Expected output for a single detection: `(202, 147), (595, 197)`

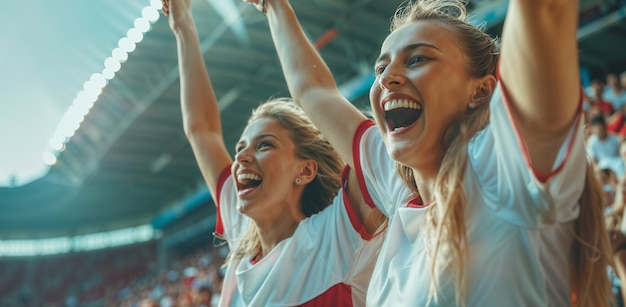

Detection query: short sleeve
(469, 81), (585, 227)
(214, 165), (250, 249)
(353, 120), (412, 217)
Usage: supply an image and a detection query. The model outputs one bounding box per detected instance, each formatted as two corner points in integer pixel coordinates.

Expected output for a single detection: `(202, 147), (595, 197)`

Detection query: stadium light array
(42, 0), (162, 167)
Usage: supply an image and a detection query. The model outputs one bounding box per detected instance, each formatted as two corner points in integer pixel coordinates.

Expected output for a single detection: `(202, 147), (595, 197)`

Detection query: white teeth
(238, 173), (261, 181)
(384, 99), (422, 111)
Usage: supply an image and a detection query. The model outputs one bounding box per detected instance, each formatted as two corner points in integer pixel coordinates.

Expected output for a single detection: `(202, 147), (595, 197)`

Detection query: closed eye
(407, 55), (429, 66)
(257, 141), (273, 150)
(235, 144), (245, 153)
(374, 64), (387, 76)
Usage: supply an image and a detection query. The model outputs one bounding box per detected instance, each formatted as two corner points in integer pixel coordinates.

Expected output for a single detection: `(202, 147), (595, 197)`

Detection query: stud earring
(468, 102), (476, 109)
(295, 178), (301, 184)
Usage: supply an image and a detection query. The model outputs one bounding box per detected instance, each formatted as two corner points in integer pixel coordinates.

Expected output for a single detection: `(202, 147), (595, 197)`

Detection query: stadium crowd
(0, 242), (226, 307)
(104, 244), (227, 307)
(584, 71), (626, 305)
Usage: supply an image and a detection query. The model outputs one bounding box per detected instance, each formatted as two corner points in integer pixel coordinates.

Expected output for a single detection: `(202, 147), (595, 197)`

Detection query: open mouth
(384, 99), (422, 132)
(236, 173), (262, 191)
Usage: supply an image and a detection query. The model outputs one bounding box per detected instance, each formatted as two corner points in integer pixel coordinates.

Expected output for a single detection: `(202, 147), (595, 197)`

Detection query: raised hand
(241, 0), (261, 6)
(241, 0), (266, 14)
(164, 0), (233, 201)
(162, 0), (193, 33)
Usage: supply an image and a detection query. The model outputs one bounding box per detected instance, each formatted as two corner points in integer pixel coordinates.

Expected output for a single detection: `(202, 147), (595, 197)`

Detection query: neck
(254, 216), (301, 260)
(410, 164), (439, 204)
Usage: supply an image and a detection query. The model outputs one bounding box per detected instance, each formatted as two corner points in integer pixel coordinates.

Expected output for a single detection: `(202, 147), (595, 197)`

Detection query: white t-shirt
(604, 89), (626, 111)
(214, 167), (384, 307)
(587, 133), (620, 163)
(355, 81), (585, 306)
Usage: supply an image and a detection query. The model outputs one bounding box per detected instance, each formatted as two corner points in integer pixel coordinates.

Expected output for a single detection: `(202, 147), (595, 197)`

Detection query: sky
(0, 0), (152, 187)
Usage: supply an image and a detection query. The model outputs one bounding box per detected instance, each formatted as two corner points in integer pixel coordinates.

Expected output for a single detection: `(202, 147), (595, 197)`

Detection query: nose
(378, 64), (404, 90)
(235, 147), (253, 165)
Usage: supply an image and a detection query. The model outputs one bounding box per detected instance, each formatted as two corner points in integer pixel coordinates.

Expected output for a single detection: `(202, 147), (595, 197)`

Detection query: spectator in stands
(588, 115), (621, 164)
(162, 0), (388, 306)
(596, 167), (618, 208)
(606, 174), (626, 304)
(609, 229), (626, 306)
(192, 285), (212, 307)
(605, 73), (626, 111)
(600, 139), (626, 179)
(606, 108), (626, 140)
(607, 174), (626, 219)
(139, 297), (159, 307)
(585, 79), (614, 118)
(254, 0), (611, 305)
(606, 73), (626, 138)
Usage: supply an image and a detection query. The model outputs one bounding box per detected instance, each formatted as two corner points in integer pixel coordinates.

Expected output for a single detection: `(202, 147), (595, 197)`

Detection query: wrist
(262, 0), (289, 17)
(172, 18), (196, 37)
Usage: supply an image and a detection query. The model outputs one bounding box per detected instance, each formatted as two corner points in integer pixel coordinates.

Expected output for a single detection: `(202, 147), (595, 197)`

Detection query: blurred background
(0, 0), (625, 306)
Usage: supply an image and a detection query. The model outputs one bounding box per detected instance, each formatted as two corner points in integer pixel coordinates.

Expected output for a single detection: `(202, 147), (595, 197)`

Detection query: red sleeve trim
(341, 166), (373, 241)
(496, 66), (583, 184)
(214, 165), (232, 237)
(352, 120), (377, 208)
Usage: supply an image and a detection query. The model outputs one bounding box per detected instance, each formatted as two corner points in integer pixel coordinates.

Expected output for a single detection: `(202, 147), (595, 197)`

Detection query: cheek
(369, 83), (379, 109)
(369, 85), (385, 119)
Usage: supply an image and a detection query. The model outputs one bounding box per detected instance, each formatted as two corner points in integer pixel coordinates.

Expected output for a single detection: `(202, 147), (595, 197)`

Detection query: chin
(385, 143), (411, 165)
(236, 201), (254, 216)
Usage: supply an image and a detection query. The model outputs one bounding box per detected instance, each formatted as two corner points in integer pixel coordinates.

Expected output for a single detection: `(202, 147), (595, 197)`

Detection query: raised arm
(163, 0), (232, 202)
(245, 0), (381, 226)
(258, 0), (367, 166)
(499, 0), (580, 175)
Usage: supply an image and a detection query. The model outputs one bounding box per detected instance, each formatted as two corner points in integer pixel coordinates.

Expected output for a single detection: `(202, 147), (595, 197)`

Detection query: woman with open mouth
(162, 0), (388, 306)
(252, 0), (612, 305)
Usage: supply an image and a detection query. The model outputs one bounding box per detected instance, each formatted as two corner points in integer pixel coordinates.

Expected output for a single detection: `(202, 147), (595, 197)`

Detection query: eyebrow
(236, 133), (280, 147)
(375, 43), (440, 64)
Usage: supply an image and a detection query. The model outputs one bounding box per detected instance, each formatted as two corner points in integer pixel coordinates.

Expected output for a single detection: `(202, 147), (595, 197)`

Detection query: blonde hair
(391, 1), (610, 305)
(576, 162), (612, 306)
(225, 98), (344, 265)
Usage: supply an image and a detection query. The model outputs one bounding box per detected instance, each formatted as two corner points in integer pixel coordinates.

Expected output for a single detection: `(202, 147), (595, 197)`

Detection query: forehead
(380, 20), (460, 57)
(240, 117), (288, 140)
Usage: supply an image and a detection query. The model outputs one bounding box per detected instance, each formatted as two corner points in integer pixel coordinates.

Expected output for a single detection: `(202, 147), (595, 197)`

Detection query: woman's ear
(297, 160), (318, 185)
(471, 74), (497, 105)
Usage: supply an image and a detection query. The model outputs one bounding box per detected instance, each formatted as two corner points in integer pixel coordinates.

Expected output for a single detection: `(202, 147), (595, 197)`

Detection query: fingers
(162, 0), (170, 15)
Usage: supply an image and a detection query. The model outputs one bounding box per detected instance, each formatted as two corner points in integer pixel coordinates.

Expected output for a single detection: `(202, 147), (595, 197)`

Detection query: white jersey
(586, 133), (620, 163)
(355, 81), (585, 306)
(214, 167), (383, 307)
